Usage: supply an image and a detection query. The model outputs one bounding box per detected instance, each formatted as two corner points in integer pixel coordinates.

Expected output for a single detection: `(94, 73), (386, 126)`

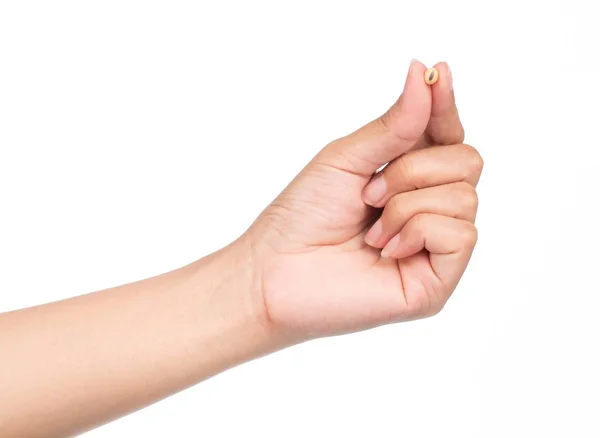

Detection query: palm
(256, 162), (437, 337)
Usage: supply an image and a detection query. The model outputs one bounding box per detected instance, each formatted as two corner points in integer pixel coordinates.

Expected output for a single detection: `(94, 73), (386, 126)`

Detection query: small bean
(424, 68), (439, 85)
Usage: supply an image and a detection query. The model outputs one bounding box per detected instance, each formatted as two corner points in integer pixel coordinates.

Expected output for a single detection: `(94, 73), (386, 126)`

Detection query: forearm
(0, 240), (275, 438)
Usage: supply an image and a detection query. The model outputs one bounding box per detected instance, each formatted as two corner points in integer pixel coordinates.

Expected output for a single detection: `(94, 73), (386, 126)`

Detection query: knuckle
(384, 194), (410, 228)
(409, 213), (429, 232)
(440, 124), (465, 146)
(377, 106), (421, 144)
(461, 223), (479, 247)
(454, 181), (479, 211)
(460, 143), (484, 175)
(387, 194), (403, 215)
(396, 154), (416, 184)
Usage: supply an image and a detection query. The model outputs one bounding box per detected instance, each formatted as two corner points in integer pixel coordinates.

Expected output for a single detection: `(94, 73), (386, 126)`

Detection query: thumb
(316, 60), (432, 177)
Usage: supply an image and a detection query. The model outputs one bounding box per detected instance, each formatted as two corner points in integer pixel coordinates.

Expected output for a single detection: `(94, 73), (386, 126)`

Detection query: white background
(1, 1), (599, 436)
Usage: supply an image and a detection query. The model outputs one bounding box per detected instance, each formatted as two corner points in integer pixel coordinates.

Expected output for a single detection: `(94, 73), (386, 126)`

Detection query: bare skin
(0, 61), (483, 437)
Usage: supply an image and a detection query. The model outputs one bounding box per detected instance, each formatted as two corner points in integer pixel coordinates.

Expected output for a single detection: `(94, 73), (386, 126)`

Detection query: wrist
(185, 236), (285, 370)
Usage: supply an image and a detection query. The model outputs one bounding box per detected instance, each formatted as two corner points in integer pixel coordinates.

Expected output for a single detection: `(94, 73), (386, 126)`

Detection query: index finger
(413, 62), (465, 149)
(427, 62), (465, 144)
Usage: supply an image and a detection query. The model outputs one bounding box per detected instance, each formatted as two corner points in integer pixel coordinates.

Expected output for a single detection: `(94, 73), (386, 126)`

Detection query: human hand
(244, 61), (483, 341)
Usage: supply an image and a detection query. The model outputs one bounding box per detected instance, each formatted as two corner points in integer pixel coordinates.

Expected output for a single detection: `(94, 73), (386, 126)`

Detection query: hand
(245, 61), (483, 341)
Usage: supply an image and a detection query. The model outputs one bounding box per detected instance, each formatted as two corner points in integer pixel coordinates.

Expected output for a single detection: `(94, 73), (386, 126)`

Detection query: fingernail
(447, 63), (453, 90)
(381, 234), (401, 258)
(364, 219), (383, 247)
(363, 173), (387, 206)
